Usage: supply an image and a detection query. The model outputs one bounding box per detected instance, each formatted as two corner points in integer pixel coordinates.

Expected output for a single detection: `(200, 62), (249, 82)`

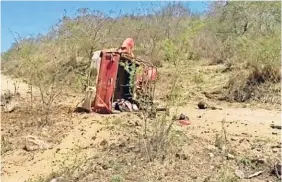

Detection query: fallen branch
(247, 170), (265, 179)
(274, 162), (282, 179)
(156, 107), (167, 112)
(270, 124), (281, 130)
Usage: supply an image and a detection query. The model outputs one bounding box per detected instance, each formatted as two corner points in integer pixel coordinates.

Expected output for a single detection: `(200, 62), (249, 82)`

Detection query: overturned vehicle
(80, 51), (158, 114)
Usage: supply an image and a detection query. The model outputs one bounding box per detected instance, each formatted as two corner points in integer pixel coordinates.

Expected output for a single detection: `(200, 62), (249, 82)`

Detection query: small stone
(134, 121), (141, 126)
(23, 135), (52, 151)
(49, 179), (57, 182)
(221, 145), (227, 152)
(175, 153), (188, 160)
(41, 130), (49, 137)
(227, 153), (235, 160)
(100, 139), (108, 146)
(102, 163), (109, 170)
(181, 153), (188, 160)
(271, 145), (281, 149)
(198, 101), (207, 109)
(49, 177), (64, 182)
(251, 159), (265, 165)
(82, 115), (88, 119)
(207, 145), (216, 150)
(231, 137), (237, 141)
(118, 141), (126, 148)
(209, 153), (215, 158)
(235, 169), (245, 179)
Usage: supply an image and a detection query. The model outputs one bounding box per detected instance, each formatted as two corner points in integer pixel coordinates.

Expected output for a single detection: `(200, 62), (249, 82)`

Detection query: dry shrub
(189, 30), (233, 64)
(137, 43), (186, 161)
(252, 83), (281, 105)
(226, 65), (281, 102)
(251, 64), (281, 84)
(1, 135), (12, 155)
(226, 71), (252, 102)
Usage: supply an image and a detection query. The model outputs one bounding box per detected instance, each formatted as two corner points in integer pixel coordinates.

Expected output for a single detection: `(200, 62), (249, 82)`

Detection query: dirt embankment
(1, 73), (30, 95)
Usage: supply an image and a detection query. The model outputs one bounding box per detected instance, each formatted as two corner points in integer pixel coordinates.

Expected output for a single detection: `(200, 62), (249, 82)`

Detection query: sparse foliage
(2, 2), (280, 104)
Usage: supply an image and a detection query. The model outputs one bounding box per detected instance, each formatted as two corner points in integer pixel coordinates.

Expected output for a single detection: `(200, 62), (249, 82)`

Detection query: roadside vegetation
(2, 1), (280, 105)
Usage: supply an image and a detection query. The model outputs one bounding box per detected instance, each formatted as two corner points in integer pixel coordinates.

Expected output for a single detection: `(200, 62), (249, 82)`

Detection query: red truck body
(91, 51), (157, 114)
(92, 52), (120, 114)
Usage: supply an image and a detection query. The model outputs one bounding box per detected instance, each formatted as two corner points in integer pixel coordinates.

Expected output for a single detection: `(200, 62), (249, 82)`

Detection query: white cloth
(90, 50), (102, 76)
(90, 48), (118, 77)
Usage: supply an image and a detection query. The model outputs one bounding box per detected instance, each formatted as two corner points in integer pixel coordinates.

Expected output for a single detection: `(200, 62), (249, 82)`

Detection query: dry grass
(3, 97), (280, 182)
(1, 99), (74, 156)
(225, 65), (281, 103)
(28, 120), (280, 182)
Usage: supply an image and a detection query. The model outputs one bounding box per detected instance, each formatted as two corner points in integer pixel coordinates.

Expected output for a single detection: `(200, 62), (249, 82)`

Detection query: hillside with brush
(2, 2), (281, 106)
(1, 2), (281, 182)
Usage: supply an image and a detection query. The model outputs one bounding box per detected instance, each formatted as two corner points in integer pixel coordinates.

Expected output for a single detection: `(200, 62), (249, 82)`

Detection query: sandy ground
(1, 72), (31, 97)
(1, 73), (281, 182)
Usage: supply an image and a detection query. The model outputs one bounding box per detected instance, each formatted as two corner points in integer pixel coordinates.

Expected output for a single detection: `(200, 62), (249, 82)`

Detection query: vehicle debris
(112, 99), (139, 112)
(77, 38), (158, 115)
(178, 113), (191, 126)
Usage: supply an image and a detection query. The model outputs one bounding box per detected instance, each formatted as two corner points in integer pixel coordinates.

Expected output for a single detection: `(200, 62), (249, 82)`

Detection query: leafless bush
(138, 38), (187, 161)
(225, 65), (281, 102)
(190, 31), (227, 64)
(1, 135), (12, 155)
(4, 35), (72, 124)
(36, 65), (68, 124)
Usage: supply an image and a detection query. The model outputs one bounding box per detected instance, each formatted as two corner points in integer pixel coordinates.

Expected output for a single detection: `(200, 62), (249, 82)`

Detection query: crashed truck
(80, 51), (158, 114)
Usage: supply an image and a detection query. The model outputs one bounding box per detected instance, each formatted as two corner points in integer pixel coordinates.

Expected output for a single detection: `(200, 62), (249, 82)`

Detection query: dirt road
(1, 72), (31, 97)
(1, 73), (281, 182)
